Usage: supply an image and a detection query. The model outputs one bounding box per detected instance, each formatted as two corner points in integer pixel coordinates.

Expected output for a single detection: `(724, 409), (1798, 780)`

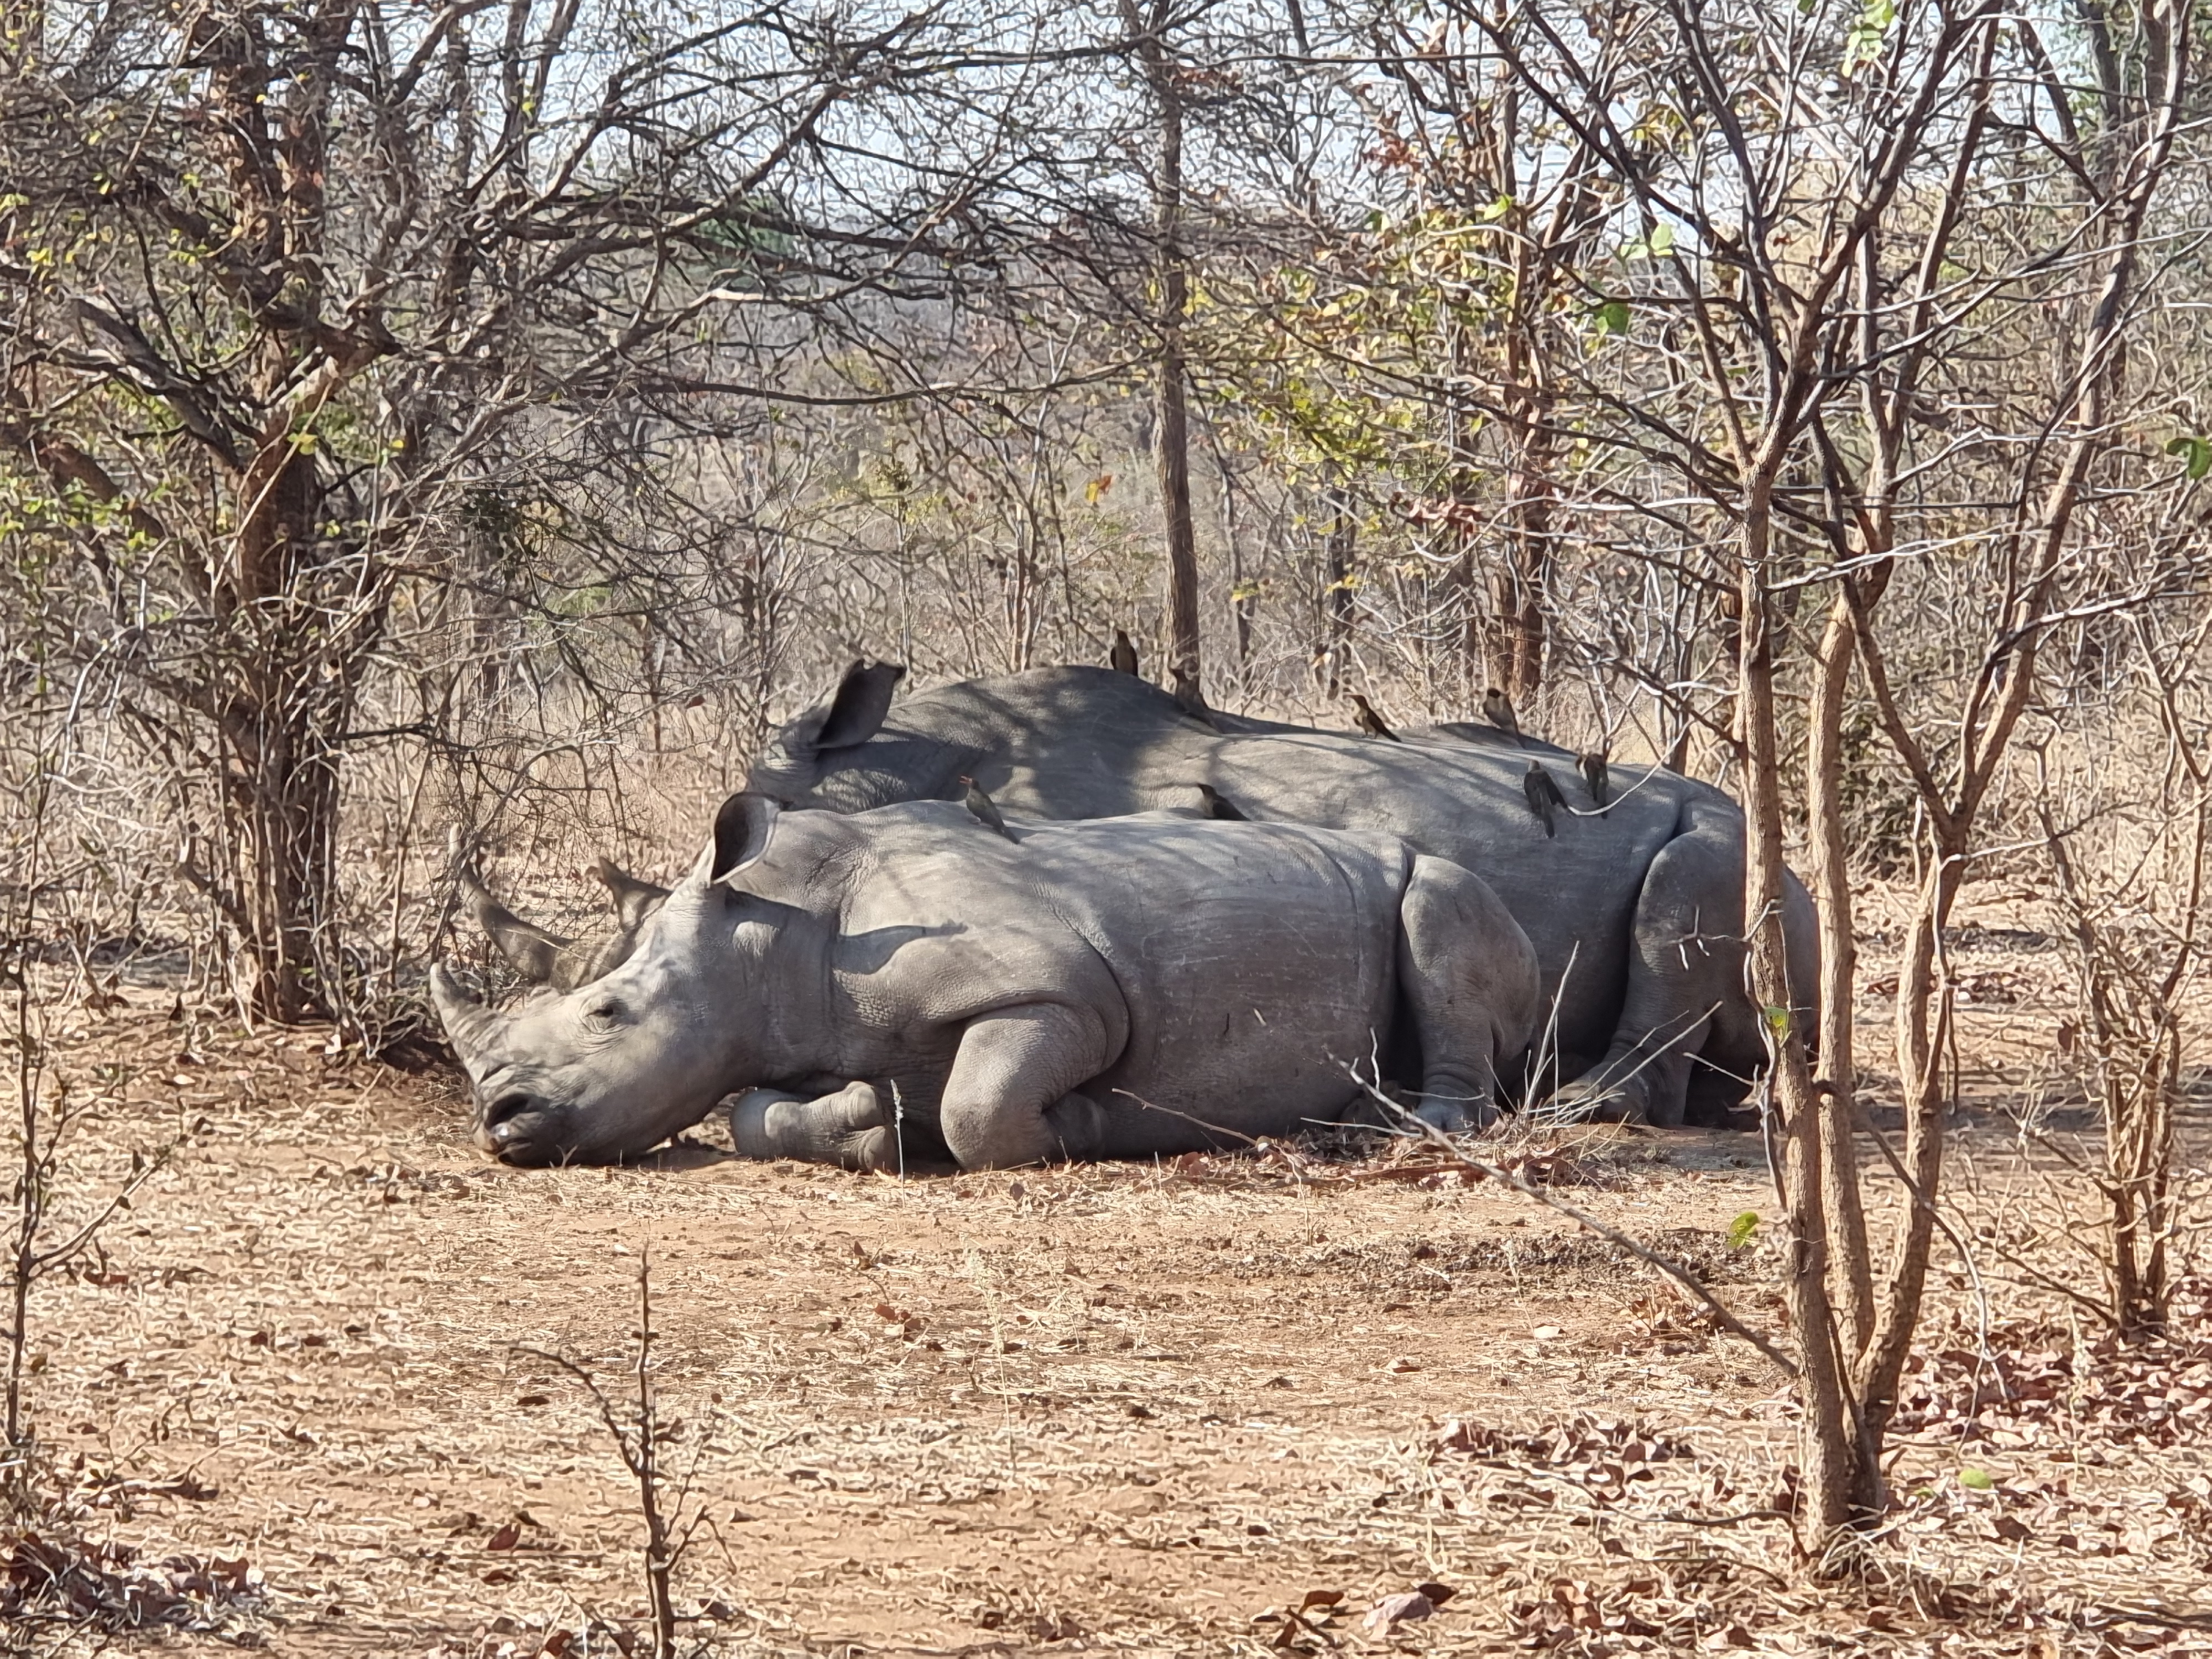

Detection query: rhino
(431, 795), (1540, 1169)
(743, 661), (1817, 1128)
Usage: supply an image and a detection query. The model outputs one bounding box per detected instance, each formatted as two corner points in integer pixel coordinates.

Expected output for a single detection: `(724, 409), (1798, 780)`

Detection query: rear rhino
(747, 661), (1818, 1127)
(431, 797), (1538, 1170)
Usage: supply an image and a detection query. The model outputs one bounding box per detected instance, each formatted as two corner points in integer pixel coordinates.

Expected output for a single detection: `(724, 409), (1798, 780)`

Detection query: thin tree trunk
(1804, 595), (1874, 1357)
(1737, 482), (1859, 1546)
(1319, 489), (1355, 697)
(1121, 0), (1202, 703)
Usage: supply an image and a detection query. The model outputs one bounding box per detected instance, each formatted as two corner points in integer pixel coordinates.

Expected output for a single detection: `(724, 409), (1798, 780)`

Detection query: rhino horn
(593, 858), (670, 933)
(458, 866), (571, 984)
(428, 963), (498, 1058)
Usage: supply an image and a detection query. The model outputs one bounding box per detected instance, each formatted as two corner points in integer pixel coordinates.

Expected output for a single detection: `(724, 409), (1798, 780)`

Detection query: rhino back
(756, 668), (1735, 1065)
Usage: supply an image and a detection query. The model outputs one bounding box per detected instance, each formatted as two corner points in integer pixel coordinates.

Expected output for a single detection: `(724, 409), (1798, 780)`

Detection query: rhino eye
(581, 998), (627, 1033)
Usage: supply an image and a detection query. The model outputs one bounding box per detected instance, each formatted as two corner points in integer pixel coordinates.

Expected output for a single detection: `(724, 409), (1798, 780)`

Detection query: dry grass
(3, 915), (2209, 1657)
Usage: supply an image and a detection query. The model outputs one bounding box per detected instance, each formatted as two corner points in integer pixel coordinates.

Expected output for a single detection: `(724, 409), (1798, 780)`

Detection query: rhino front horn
(429, 963), (497, 1057)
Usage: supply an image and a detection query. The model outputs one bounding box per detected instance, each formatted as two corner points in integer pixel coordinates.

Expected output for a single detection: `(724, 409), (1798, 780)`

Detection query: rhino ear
(810, 659), (905, 751)
(705, 792), (781, 883)
(593, 858), (670, 932)
(459, 868), (570, 984)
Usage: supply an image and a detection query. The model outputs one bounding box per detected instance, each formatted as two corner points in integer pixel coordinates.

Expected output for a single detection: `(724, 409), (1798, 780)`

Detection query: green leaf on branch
(2166, 435), (2212, 480)
(1762, 1004), (1792, 1039)
(1594, 300), (1631, 336)
(1842, 0), (1897, 72)
(1725, 1212), (1760, 1250)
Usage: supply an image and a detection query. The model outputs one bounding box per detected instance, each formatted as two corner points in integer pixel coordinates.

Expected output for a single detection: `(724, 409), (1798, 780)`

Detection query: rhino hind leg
(937, 1004), (1116, 1168)
(1550, 821), (1747, 1128)
(728, 1082), (935, 1172)
(1393, 855), (1541, 1132)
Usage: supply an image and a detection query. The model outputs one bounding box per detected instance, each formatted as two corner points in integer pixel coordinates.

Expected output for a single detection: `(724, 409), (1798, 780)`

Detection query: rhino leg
(1395, 855), (1541, 1131)
(1550, 825), (1743, 1128)
(937, 1004), (1115, 1169)
(729, 1082), (903, 1171)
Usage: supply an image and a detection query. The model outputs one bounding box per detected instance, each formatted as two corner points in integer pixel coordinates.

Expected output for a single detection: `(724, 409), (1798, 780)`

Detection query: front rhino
(431, 796), (1537, 1170)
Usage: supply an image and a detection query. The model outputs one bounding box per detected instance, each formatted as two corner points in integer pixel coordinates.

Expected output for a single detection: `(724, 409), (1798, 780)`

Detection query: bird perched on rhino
(1579, 751), (1611, 815)
(1350, 693), (1402, 742)
(1523, 761), (1569, 838)
(1109, 628), (1140, 677)
(1482, 686), (1525, 746)
(959, 776), (1013, 839)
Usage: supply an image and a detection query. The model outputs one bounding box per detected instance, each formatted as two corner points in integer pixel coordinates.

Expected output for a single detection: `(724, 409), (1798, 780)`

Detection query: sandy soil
(8, 942), (2210, 1656)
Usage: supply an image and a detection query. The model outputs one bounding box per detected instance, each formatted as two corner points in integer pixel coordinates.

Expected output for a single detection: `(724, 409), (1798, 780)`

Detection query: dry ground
(6, 920), (2210, 1657)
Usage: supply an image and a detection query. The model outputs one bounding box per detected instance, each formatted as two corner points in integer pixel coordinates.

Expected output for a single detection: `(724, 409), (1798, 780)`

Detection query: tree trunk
(1736, 482), (1861, 1547)
(1319, 489), (1355, 697)
(1123, 0), (1202, 704)
(1804, 594), (1874, 1357)
(220, 684), (342, 1023)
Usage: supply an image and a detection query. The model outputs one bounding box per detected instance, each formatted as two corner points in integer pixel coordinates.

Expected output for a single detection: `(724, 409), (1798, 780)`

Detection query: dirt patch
(6, 998), (2209, 1656)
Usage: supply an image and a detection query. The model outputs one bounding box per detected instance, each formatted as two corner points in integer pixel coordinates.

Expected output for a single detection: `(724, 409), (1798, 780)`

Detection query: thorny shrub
(0, 1527), (263, 1641)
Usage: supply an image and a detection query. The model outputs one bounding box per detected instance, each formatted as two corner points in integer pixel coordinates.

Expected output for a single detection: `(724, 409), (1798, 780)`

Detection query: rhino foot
(1413, 1093), (1502, 1134)
(1540, 1070), (1687, 1129)
(730, 1082), (902, 1171)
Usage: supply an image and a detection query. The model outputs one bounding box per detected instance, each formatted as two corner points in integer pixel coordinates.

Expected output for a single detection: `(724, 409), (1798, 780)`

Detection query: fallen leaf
(1365, 1592), (1435, 1630)
(1958, 1467), (1995, 1491)
(1416, 1582), (1457, 1606)
(482, 1567), (517, 1585)
(1299, 1589), (1344, 1611)
(487, 1522), (520, 1551)
(516, 1394), (550, 1407)
(1386, 1356), (1422, 1373)
(1533, 1326), (1563, 1341)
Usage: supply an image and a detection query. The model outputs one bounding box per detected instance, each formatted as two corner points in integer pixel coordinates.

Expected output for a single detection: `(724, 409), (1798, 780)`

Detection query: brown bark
(1318, 488), (1356, 697)
(1120, 0), (1202, 704)
(1803, 594), (1874, 1358)
(1736, 482), (1860, 1545)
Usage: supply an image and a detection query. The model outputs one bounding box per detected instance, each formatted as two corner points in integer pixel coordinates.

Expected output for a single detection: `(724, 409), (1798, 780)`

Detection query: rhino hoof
(1414, 1095), (1499, 1134)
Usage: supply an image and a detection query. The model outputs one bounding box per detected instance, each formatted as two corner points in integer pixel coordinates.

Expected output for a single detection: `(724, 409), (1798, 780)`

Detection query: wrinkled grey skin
(431, 799), (1538, 1170)
(744, 662), (1817, 1128)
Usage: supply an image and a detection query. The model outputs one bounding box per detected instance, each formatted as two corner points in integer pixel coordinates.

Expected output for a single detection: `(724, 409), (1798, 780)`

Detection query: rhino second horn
(429, 964), (499, 1058)
(459, 868), (571, 984)
(593, 858), (670, 932)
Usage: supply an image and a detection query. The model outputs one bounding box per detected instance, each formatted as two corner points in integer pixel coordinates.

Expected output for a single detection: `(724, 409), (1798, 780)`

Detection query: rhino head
(432, 796), (782, 1165)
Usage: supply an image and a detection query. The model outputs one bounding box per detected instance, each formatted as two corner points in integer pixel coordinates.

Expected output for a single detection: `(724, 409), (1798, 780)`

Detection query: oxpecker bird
(1523, 761), (1568, 838)
(1579, 751), (1611, 815)
(1350, 693), (1402, 742)
(1483, 686), (1524, 745)
(960, 776), (1013, 840)
(1109, 629), (1140, 677)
